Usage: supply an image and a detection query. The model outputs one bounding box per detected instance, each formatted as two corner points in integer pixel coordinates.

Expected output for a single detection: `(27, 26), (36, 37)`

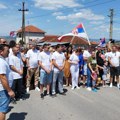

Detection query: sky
(0, 0), (120, 40)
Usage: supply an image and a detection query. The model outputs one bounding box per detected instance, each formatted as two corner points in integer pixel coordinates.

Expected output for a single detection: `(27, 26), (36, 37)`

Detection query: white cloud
(93, 24), (109, 34)
(33, 0), (81, 10)
(90, 21), (103, 25)
(52, 12), (63, 16)
(56, 9), (105, 21)
(0, 3), (7, 9)
(113, 27), (120, 31)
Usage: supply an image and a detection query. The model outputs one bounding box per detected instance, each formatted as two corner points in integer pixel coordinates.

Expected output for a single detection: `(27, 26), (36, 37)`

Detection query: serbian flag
(10, 31), (17, 37)
(72, 23), (89, 39)
(98, 38), (106, 47)
(72, 24), (85, 35)
(58, 23), (91, 45)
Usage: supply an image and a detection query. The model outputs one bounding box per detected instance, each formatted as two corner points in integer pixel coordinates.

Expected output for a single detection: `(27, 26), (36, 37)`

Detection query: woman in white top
(68, 48), (81, 90)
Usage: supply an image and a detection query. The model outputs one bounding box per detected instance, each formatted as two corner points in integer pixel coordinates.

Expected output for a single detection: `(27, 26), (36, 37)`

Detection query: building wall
(16, 32), (45, 44)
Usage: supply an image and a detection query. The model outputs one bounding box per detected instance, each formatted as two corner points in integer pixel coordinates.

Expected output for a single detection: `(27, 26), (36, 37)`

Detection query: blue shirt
(79, 54), (84, 67)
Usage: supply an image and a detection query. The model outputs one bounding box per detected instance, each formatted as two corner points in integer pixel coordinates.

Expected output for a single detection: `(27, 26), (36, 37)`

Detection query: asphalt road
(6, 86), (120, 120)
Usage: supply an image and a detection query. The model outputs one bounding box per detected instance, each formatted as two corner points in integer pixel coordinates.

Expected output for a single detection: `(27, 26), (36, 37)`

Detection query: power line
(18, 2), (29, 46)
(27, 0), (116, 20)
(108, 9), (114, 40)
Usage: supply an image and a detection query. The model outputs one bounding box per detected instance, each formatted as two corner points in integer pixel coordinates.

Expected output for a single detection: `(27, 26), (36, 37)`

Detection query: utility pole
(108, 9), (114, 41)
(18, 2), (29, 46)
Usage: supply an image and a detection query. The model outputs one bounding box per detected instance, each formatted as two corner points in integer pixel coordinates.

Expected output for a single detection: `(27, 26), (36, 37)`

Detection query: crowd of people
(0, 37), (120, 120)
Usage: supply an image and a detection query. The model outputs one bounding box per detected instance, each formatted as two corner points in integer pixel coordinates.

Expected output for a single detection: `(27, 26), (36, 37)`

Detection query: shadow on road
(7, 106), (14, 113)
(7, 112), (27, 120)
(63, 88), (68, 93)
(23, 93), (30, 100)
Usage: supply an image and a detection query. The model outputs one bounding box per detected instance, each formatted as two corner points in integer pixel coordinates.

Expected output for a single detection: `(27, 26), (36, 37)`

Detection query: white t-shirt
(69, 53), (79, 71)
(105, 52), (111, 61)
(38, 51), (52, 72)
(9, 55), (23, 79)
(0, 57), (13, 91)
(109, 51), (120, 67)
(26, 49), (39, 68)
(6, 50), (21, 63)
(52, 51), (65, 71)
(83, 50), (91, 58)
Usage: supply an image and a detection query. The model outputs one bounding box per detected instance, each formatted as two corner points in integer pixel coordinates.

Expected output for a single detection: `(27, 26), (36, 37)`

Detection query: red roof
(41, 35), (89, 45)
(90, 41), (99, 45)
(17, 25), (45, 33)
(40, 35), (59, 42)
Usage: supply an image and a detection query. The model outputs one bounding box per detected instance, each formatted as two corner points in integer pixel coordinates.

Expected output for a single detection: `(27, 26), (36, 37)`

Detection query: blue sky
(0, 0), (120, 40)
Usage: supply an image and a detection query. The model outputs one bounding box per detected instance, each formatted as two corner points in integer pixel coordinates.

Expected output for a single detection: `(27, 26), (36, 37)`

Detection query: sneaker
(86, 87), (91, 91)
(52, 93), (56, 97)
(95, 87), (100, 90)
(76, 86), (80, 89)
(40, 93), (44, 99)
(117, 84), (120, 89)
(59, 92), (66, 96)
(35, 87), (40, 92)
(71, 87), (75, 90)
(26, 87), (30, 93)
(110, 83), (113, 88)
(92, 88), (97, 92)
(19, 97), (24, 101)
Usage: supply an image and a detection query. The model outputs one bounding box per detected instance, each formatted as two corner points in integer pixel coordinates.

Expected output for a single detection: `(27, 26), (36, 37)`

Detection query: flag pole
(70, 34), (76, 44)
(82, 23), (91, 45)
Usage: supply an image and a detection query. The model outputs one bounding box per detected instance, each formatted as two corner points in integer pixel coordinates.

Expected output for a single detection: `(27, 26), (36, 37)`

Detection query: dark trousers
(12, 78), (22, 99)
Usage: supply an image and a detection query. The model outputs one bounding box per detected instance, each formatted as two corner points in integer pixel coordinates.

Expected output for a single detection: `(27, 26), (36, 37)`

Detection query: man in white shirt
(52, 44), (66, 96)
(108, 46), (120, 88)
(0, 44), (15, 120)
(26, 42), (40, 93)
(38, 44), (52, 98)
(9, 46), (24, 101)
(105, 48), (111, 61)
(83, 49), (92, 91)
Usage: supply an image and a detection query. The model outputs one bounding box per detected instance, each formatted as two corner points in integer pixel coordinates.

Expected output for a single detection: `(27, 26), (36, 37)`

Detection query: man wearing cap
(26, 42), (40, 93)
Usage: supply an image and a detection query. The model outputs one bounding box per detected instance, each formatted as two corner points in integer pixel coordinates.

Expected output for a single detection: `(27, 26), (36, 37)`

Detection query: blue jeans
(52, 71), (64, 94)
(0, 90), (10, 113)
(40, 71), (53, 85)
(87, 68), (92, 87)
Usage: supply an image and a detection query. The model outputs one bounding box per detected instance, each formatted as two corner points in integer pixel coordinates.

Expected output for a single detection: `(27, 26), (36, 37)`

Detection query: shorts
(83, 64), (87, 76)
(40, 71), (53, 85)
(102, 75), (107, 81)
(0, 90), (10, 113)
(110, 67), (119, 77)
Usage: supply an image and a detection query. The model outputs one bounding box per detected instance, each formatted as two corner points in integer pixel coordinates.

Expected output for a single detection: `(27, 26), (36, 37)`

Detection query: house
(41, 35), (90, 46)
(16, 25), (46, 44)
